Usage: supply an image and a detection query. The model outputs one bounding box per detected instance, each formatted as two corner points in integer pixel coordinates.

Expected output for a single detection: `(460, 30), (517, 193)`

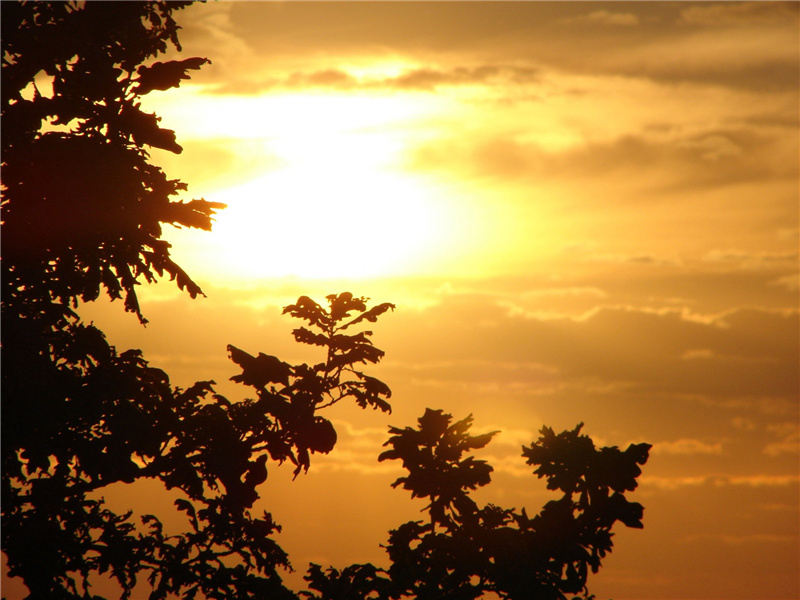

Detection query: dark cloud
(381, 294), (800, 400)
(680, 2), (799, 26)
(173, 2), (798, 94)
(703, 249), (799, 270)
(208, 64), (540, 95)
(411, 126), (798, 193)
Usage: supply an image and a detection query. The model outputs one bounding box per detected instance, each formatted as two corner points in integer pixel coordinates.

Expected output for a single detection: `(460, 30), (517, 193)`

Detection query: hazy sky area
(20, 2), (798, 599)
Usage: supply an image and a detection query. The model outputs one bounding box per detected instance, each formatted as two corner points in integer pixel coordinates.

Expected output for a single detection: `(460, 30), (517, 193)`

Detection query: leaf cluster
(227, 292), (395, 477)
(304, 412), (651, 600)
(1, 1), (224, 324)
(379, 409), (497, 530)
(0, 3), (393, 598)
(2, 291), (395, 599)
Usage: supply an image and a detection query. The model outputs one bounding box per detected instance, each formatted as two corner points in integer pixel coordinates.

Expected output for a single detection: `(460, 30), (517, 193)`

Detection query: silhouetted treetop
(2, 0), (224, 324)
(379, 409), (498, 531)
(306, 411), (651, 600)
(2, 290), (396, 598)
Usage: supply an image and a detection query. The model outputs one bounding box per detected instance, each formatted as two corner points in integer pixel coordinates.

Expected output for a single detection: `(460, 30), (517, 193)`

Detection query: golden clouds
(147, 1), (798, 285)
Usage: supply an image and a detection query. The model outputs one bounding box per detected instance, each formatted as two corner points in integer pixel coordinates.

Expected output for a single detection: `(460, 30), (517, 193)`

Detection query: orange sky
(14, 3), (799, 599)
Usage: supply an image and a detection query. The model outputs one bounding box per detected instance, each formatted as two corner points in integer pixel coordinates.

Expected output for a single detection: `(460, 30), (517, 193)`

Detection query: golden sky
(69, 2), (798, 599)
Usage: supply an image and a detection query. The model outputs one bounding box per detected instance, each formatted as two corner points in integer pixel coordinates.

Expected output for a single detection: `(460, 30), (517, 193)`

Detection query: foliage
(302, 411), (651, 600)
(2, 288), (396, 598)
(1, 2), (395, 597)
(1, 2), (650, 599)
(1, 0), (223, 324)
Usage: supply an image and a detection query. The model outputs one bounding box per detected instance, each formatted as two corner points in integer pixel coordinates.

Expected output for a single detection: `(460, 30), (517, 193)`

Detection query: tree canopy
(1, 2), (650, 599)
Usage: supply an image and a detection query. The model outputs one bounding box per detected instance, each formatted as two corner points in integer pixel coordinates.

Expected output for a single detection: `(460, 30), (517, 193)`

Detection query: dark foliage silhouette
(1, 2), (650, 599)
(302, 411), (650, 600)
(2, 2), (391, 597)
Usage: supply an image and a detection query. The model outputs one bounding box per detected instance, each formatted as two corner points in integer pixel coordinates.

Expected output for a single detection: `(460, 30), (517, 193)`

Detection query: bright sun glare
(165, 91), (452, 280)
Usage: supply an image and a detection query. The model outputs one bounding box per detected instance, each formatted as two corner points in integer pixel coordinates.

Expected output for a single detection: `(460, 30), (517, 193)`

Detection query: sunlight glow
(205, 165), (445, 279)
(176, 91), (452, 279)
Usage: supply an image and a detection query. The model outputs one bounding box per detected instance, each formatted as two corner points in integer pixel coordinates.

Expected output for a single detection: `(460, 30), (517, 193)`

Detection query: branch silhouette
(302, 412), (650, 600)
(1, 2), (650, 599)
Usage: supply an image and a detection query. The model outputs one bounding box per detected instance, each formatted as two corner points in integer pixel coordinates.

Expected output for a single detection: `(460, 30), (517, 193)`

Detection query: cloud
(381, 293), (800, 400)
(680, 348), (715, 361)
(330, 419), (392, 451)
(763, 423), (800, 457)
(652, 438), (724, 456)
(769, 273), (800, 291)
(703, 249), (799, 270)
(310, 450), (397, 476)
(723, 474), (800, 487)
(643, 473), (800, 491)
(570, 10), (640, 27)
(387, 65), (540, 91)
(731, 417), (757, 431)
(610, 26), (800, 92)
(683, 532), (799, 545)
(164, 2), (252, 78)
(208, 64), (541, 95)
(413, 125), (795, 194)
(172, 1), (798, 97)
(586, 253), (682, 267)
(680, 2), (799, 26)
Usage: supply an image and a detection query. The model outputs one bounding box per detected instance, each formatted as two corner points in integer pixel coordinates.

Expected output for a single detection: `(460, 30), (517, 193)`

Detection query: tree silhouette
(2, 2), (392, 597)
(1, 2), (650, 599)
(302, 411), (650, 600)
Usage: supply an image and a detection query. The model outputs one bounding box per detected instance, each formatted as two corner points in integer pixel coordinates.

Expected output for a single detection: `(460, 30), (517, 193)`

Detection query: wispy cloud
(643, 473), (800, 491)
(763, 423), (800, 457)
(680, 2), (798, 26)
(208, 64), (542, 95)
(704, 249), (799, 270)
(566, 10), (640, 27)
(653, 439), (724, 456)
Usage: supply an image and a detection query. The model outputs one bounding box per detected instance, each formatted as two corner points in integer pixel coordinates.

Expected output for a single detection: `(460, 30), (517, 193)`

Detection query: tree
(1, 2), (650, 599)
(302, 411), (650, 600)
(2, 2), (393, 597)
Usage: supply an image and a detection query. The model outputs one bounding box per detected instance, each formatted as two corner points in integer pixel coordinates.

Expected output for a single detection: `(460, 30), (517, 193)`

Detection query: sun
(206, 161), (444, 280)
(166, 91), (453, 281)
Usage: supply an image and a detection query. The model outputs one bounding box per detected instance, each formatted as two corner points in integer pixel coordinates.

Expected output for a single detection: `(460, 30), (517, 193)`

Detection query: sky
(7, 2), (799, 599)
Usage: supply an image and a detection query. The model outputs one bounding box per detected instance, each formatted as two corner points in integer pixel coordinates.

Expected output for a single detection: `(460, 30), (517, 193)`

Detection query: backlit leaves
(379, 410), (498, 532)
(1, 0), (223, 325)
(0, 2), (295, 597)
(309, 409), (651, 600)
(227, 346), (292, 389)
(227, 293), (394, 476)
(135, 57), (211, 95)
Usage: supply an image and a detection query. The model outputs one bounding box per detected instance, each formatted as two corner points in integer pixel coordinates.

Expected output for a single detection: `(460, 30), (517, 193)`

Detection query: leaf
(340, 302), (396, 330)
(625, 442), (652, 466)
(328, 292), (367, 321)
(464, 431), (499, 451)
(307, 417), (337, 454)
(283, 296), (330, 329)
(227, 344), (292, 388)
(292, 327), (329, 347)
(418, 408), (452, 445)
(174, 498), (196, 520)
(348, 376), (393, 413)
(134, 57), (210, 95)
(119, 105), (183, 153)
(159, 199), (227, 231)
